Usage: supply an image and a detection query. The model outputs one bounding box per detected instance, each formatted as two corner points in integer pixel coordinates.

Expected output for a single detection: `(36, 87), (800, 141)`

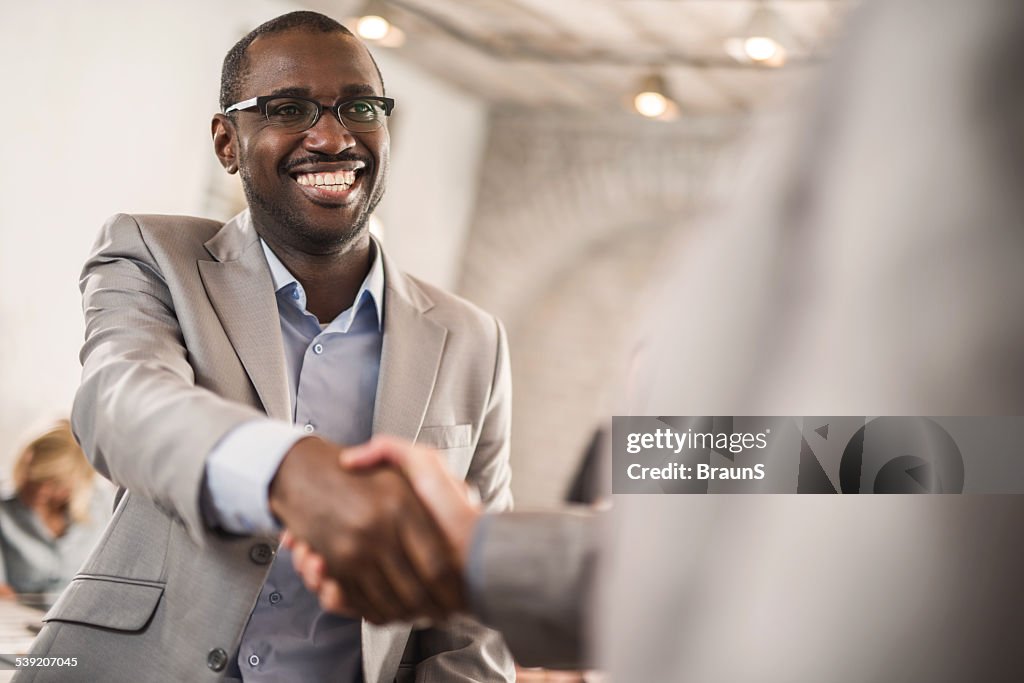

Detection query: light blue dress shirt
(204, 238), (384, 682)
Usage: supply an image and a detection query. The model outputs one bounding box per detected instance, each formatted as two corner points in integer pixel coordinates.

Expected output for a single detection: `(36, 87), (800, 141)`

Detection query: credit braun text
(625, 427), (769, 481)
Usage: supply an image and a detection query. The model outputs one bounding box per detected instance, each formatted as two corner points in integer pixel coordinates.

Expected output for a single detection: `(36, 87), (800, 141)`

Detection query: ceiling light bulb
(634, 91), (669, 118)
(356, 14), (391, 41)
(744, 36), (780, 62)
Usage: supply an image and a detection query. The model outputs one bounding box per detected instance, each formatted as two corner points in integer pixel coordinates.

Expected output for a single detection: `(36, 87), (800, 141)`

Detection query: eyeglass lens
(264, 97), (387, 133)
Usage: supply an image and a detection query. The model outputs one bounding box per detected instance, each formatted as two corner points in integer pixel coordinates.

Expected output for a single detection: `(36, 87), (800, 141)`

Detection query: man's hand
(269, 436), (466, 623)
(285, 435), (483, 619)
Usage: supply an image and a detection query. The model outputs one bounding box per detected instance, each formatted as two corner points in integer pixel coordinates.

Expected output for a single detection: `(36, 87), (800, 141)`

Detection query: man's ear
(212, 114), (239, 174)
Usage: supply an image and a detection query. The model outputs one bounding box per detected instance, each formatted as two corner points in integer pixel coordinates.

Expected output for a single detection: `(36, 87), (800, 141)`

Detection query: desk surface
(0, 597), (47, 681)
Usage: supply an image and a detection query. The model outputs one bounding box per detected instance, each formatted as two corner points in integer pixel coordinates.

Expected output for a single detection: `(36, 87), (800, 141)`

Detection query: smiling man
(18, 11), (514, 683)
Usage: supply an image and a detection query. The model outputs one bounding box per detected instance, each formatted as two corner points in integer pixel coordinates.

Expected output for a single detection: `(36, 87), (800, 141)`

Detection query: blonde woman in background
(0, 421), (107, 601)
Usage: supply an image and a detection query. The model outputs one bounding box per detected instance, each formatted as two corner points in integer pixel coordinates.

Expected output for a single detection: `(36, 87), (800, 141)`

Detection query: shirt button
(207, 648), (228, 672)
(313, 343), (324, 355)
(269, 591), (282, 605)
(249, 543), (274, 565)
(291, 289), (300, 300)
(303, 423), (315, 433)
(248, 654), (260, 667)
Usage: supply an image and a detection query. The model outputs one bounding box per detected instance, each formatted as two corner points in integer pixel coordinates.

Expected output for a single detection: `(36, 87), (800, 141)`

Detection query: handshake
(268, 435), (481, 625)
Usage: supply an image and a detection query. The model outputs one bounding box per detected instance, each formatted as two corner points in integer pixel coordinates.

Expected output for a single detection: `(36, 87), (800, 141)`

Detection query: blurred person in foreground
(290, 0), (1024, 680)
(0, 421), (106, 603)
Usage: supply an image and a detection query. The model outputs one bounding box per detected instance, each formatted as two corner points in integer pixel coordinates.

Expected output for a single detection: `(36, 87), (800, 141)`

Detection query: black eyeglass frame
(224, 95), (396, 133)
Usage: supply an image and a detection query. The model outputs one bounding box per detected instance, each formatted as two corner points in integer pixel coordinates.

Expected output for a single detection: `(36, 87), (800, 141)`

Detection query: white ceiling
(308, 0), (854, 115)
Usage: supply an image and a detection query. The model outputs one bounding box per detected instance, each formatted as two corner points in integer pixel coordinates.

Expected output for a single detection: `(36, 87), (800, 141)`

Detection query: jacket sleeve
(71, 213), (266, 547)
(468, 509), (600, 670)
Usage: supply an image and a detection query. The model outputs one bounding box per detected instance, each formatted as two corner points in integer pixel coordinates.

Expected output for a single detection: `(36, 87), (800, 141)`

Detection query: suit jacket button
(249, 543), (274, 565)
(207, 648), (228, 672)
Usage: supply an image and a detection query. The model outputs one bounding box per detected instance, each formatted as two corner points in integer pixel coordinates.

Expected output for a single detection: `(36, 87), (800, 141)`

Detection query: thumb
(339, 436), (413, 469)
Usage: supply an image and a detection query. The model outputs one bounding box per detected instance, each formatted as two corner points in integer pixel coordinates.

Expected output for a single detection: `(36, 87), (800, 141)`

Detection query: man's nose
(302, 111), (356, 154)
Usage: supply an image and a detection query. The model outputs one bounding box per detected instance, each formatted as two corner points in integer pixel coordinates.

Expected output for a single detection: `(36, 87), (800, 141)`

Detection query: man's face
(225, 30), (389, 254)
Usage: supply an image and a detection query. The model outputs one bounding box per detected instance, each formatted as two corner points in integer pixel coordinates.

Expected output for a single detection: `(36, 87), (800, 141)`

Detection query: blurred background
(0, 0), (852, 506)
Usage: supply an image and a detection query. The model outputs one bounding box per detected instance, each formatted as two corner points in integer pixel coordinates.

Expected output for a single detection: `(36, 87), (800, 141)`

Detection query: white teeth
(295, 171), (357, 188)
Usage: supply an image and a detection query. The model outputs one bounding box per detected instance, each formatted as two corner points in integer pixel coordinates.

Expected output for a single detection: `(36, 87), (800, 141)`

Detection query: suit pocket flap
(43, 577), (164, 632)
(416, 424), (472, 449)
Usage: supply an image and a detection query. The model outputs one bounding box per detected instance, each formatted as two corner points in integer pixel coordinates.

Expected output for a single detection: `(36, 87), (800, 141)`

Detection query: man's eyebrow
(265, 84), (380, 99)
(341, 84), (378, 97)
(268, 86), (313, 97)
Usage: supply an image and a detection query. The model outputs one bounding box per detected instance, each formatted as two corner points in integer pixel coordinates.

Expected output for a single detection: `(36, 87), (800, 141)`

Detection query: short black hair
(219, 10), (384, 111)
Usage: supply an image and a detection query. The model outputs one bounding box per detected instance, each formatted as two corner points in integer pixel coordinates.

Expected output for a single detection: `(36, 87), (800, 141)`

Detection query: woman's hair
(13, 420), (95, 523)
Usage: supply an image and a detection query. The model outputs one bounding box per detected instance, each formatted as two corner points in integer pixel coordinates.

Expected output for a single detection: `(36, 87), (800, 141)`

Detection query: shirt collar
(259, 238), (385, 331)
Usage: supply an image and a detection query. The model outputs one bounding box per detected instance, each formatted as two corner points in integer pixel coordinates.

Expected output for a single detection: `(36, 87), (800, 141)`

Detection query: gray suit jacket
(20, 212), (514, 682)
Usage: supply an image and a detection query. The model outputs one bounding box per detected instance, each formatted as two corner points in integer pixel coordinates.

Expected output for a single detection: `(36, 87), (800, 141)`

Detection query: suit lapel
(197, 212), (291, 422)
(364, 251), (446, 682)
(371, 251), (447, 442)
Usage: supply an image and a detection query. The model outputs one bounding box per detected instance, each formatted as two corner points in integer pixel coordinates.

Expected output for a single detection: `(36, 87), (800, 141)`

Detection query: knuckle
(378, 493), (404, 519)
(329, 536), (361, 566)
(422, 554), (452, 585)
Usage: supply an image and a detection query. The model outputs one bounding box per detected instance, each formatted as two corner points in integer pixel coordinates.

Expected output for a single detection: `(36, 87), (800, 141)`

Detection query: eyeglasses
(224, 95), (395, 133)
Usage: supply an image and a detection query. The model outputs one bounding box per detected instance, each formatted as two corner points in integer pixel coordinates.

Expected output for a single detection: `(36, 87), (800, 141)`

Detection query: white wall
(0, 1), (488, 471)
(372, 49), (488, 291)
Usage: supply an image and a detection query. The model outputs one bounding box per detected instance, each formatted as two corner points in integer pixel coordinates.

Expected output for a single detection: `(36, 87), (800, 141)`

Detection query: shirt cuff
(202, 420), (307, 535)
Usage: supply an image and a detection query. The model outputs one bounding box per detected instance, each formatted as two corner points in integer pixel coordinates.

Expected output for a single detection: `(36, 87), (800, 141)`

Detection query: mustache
(282, 152), (370, 173)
